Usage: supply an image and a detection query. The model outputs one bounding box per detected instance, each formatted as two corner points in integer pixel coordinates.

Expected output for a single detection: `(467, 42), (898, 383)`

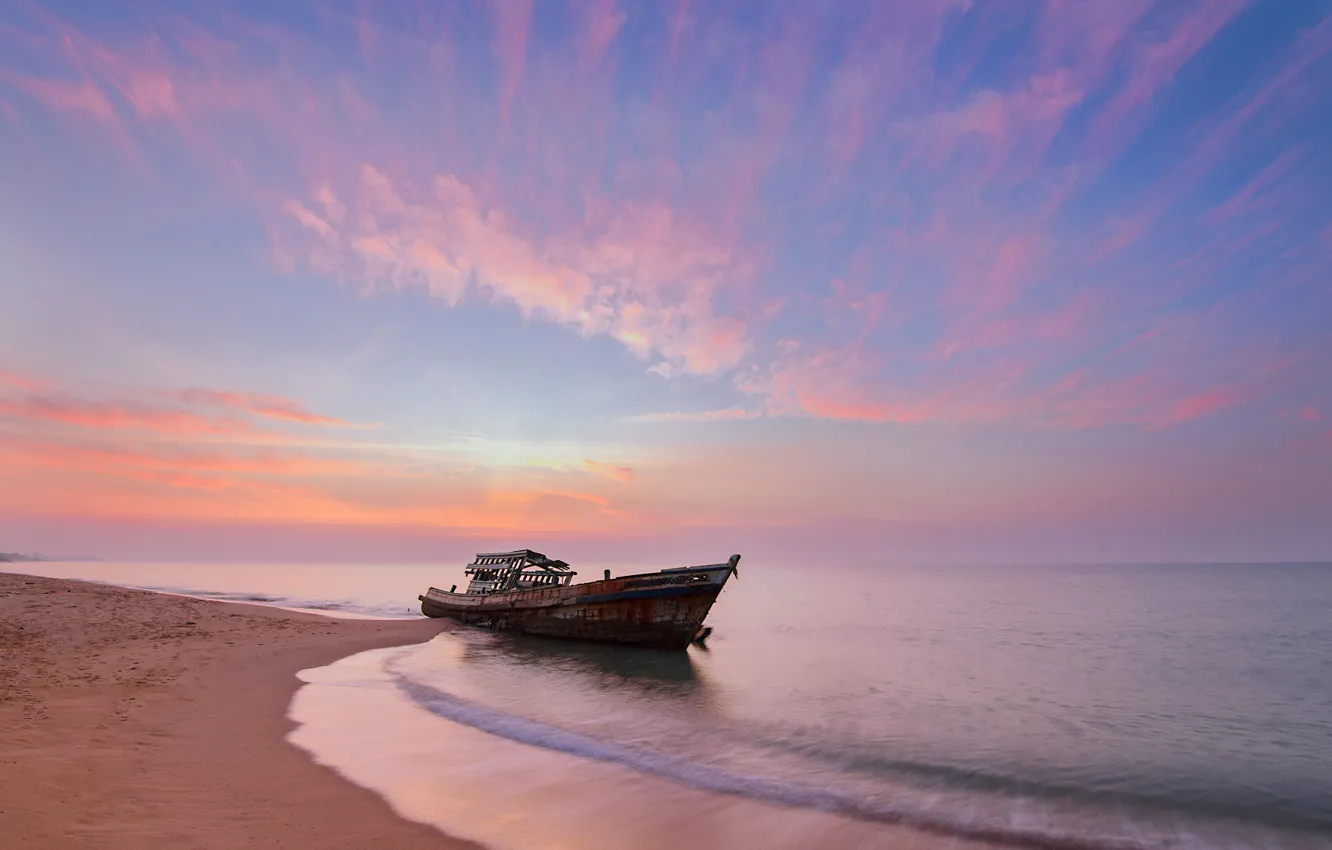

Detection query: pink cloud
(582, 459), (634, 484)
(1, 73), (115, 119)
(1153, 386), (1244, 429)
(954, 236), (1043, 313)
(0, 370), (44, 391)
(356, 2), (381, 65)
(0, 379), (357, 436)
(1107, 0), (1248, 119)
(1086, 215), (1152, 265)
(1136, 51), (1329, 300)
(1167, 17), (1331, 205)
(821, 1), (964, 171)
(1035, 0), (1154, 75)
(742, 357), (1249, 430)
(73, 40), (183, 121)
(0, 396), (251, 434)
(1033, 373), (1236, 432)
(283, 199), (335, 239)
(738, 282), (1283, 432)
(683, 9), (820, 236)
(739, 344), (901, 424)
(0, 8), (783, 388)
(121, 71), (178, 117)
(2, 436), (363, 480)
(899, 0), (1247, 281)
(491, 0), (532, 125)
(536, 489), (617, 513)
(624, 408), (761, 424)
(818, 277), (889, 344)
(939, 290), (1093, 358)
(927, 232), (1060, 358)
(1202, 147), (1303, 226)
(0, 97), (21, 125)
(745, 350), (1010, 425)
(573, 0), (626, 72)
(1078, 0), (1250, 166)
(279, 166), (752, 376)
(667, 0), (689, 65)
(165, 389), (356, 428)
(893, 70), (1082, 178)
(5, 2), (1320, 449)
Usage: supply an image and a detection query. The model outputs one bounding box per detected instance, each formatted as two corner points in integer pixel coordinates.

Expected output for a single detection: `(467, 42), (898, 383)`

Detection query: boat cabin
(462, 549), (576, 595)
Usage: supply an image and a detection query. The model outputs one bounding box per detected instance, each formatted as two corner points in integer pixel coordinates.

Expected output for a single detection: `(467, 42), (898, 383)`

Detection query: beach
(4, 561), (1330, 850)
(0, 572), (473, 849)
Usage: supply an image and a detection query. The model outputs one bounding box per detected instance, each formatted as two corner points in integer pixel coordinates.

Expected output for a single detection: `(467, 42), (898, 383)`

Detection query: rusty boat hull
(418, 559), (736, 650)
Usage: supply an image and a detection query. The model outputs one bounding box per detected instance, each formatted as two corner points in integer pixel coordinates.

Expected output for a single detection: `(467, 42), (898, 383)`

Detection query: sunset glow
(1, 1), (1329, 563)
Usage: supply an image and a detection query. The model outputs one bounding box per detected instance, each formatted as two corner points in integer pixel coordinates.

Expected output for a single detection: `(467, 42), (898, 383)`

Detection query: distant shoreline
(0, 572), (477, 849)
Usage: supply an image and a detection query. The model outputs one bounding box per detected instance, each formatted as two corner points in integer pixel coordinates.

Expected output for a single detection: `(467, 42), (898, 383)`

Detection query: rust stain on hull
(421, 587), (723, 650)
(419, 558), (737, 650)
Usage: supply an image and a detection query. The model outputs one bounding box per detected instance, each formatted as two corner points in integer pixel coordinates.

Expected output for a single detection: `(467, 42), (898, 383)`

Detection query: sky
(1, 0), (1329, 566)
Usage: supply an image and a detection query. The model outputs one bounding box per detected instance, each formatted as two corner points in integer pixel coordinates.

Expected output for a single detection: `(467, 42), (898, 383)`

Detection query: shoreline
(0, 571), (478, 849)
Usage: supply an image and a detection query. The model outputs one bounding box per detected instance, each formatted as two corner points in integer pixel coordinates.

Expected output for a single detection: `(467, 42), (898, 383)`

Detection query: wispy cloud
(7, 1), (1319, 433)
(165, 389), (364, 428)
(538, 489), (617, 512)
(0, 370), (44, 391)
(0, 372), (647, 532)
(279, 166), (751, 376)
(1, 435), (364, 482)
(623, 409), (762, 424)
(1, 380), (359, 435)
(582, 459), (634, 483)
(491, 0), (532, 126)
(0, 395), (252, 434)
(1, 1), (1329, 558)
(1, 72), (116, 120)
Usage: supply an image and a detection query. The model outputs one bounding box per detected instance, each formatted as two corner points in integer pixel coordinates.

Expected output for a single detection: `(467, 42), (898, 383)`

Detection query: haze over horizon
(2, 0), (1330, 566)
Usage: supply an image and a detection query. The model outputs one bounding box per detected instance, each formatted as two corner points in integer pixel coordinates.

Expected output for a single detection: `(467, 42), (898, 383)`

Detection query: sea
(7, 559), (1331, 850)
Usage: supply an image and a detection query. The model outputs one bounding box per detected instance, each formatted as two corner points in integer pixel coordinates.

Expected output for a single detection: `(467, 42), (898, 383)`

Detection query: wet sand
(0, 572), (476, 849)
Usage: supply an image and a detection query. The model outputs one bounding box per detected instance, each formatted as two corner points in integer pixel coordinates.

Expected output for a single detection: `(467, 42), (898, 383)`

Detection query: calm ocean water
(10, 559), (1332, 849)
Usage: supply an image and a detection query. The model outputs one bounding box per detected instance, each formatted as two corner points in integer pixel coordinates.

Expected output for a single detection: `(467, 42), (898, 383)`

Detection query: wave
(127, 584), (416, 619)
(733, 725), (1332, 836)
(393, 671), (1310, 850)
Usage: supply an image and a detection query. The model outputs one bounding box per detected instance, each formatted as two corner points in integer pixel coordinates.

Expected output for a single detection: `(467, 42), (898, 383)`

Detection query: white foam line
(389, 671), (1185, 850)
(23, 573), (419, 621)
(132, 586), (403, 620)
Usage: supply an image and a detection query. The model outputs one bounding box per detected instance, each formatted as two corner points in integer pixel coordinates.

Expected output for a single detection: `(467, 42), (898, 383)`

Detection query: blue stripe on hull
(417, 557), (736, 649)
(419, 584), (725, 649)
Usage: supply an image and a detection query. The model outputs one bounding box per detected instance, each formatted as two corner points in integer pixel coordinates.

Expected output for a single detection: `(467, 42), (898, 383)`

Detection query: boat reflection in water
(471, 634), (708, 692)
(445, 627), (722, 711)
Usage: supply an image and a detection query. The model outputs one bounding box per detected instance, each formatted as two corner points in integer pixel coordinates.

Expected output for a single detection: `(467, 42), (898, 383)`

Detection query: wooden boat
(419, 549), (739, 650)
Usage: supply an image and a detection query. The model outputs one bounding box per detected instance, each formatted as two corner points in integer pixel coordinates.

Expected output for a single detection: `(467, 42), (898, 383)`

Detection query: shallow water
(12, 559), (1332, 848)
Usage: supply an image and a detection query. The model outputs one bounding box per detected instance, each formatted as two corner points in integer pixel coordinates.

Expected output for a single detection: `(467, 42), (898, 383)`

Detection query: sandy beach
(0, 572), (475, 849)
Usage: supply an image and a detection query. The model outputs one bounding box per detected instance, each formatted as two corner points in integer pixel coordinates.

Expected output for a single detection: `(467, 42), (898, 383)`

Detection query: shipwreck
(418, 549), (739, 650)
